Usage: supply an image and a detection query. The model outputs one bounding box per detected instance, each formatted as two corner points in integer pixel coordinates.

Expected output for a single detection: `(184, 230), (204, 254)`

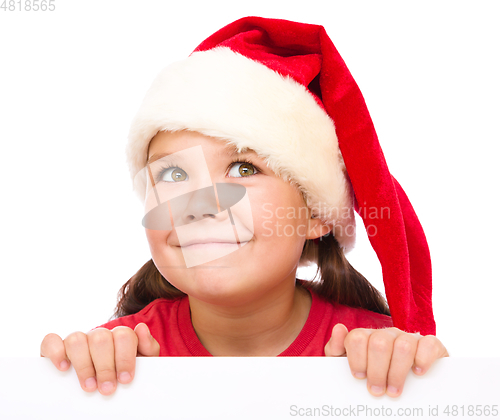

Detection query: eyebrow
(147, 145), (255, 165)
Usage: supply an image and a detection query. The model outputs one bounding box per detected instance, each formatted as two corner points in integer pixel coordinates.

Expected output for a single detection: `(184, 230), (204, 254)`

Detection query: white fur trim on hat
(126, 47), (356, 251)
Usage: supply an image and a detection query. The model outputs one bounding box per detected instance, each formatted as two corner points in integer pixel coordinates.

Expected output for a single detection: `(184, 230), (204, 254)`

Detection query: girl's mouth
(181, 241), (249, 249)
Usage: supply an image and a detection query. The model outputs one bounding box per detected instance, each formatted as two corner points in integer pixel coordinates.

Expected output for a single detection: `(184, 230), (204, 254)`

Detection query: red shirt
(95, 288), (392, 356)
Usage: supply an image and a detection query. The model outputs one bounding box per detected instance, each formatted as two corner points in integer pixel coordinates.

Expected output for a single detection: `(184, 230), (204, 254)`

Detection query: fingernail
(353, 372), (366, 379)
(101, 381), (114, 394)
(414, 366), (423, 374)
(387, 385), (399, 395)
(84, 377), (97, 390)
(59, 360), (69, 370)
(119, 372), (131, 383)
(370, 385), (384, 395)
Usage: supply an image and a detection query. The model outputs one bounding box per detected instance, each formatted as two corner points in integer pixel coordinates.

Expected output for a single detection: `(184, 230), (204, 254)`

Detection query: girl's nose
(172, 185), (220, 226)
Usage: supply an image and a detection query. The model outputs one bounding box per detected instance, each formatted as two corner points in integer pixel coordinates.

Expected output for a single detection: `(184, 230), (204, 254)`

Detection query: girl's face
(144, 130), (329, 306)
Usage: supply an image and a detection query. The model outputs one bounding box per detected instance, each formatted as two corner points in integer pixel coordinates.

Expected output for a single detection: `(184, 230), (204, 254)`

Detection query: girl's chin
(176, 272), (257, 305)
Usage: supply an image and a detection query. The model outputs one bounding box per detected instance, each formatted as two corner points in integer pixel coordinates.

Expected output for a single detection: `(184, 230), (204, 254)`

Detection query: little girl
(40, 16), (448, 398)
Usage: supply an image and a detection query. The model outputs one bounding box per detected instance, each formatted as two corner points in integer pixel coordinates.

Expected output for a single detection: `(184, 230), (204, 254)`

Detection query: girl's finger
(413, 335), (449, 375)
(343, 328), (373, 380)
(64, 331), (98, 393)
(324, 323), (348, 357)
(40, 333), (71, 371)
(111, 326), (139, 385)
(135, 323), (161, 357)
(87, 328), (117, 396)
(365, 328), (399, 396)
(385, 334), (419, 397)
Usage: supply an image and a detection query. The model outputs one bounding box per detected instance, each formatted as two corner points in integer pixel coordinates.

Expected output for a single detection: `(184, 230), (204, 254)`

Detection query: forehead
(147, 130), (253, 163)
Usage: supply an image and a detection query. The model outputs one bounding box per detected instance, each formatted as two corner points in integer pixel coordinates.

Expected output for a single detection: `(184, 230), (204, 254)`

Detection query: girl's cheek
(145, 228), (172, 248)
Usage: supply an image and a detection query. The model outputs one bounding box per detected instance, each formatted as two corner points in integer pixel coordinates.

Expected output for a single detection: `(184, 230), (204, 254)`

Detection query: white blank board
(1, 358), (499, 420)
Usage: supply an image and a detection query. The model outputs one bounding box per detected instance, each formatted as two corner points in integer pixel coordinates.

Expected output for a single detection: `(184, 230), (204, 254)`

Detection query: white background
(2, 358), (499, 419)
(0, 1), (499, 358)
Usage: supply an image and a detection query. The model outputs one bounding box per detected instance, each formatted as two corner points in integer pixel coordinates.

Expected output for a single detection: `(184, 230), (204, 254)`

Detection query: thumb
(134, 323), (161, 357)
(324, 323), (348, 357)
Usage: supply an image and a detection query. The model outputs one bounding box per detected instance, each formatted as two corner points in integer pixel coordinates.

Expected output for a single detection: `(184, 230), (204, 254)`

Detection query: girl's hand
(40, 323), (160, 395)
(324, 324), (449, 397)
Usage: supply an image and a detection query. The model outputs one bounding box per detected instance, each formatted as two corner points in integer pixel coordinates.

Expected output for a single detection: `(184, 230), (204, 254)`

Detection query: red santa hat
(126, 16), (436, 335)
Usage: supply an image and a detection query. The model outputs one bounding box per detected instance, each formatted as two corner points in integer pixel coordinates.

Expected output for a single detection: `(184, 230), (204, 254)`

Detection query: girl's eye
(228, 162), (258, 178)
(160, 167), (188, 182)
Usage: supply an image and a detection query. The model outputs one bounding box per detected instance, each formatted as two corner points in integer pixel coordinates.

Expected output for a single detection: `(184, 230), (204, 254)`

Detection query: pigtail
(111, 259), (185, 319)
(301, 234), (391, 316)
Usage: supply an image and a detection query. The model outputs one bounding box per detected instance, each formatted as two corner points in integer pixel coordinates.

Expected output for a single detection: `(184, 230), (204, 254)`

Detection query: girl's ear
(305, 216), (333, 240)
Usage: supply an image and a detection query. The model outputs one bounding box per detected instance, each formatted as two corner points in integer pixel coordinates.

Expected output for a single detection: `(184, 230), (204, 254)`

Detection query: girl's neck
(188, 279), (312, 356)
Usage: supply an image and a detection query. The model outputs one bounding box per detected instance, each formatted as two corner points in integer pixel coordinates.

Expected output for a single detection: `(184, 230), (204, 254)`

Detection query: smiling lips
(179, 238), (249, 247)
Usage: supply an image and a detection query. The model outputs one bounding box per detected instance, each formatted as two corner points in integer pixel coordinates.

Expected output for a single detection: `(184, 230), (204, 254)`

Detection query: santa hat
(126, 16), (435, 335)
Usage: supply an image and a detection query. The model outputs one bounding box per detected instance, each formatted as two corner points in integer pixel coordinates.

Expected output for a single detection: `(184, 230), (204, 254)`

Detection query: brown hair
(110, 233), (390, 319)
(301, 233), (390, 316)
